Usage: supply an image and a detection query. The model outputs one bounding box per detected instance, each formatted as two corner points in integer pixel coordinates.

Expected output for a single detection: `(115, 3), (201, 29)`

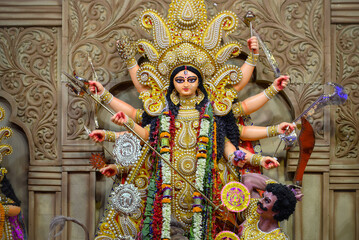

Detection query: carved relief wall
(0, 0), (358, 239)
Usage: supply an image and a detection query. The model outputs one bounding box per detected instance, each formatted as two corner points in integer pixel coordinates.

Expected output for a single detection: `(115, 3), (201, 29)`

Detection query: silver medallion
(113, 133), (141, 167)
(111, 184), (141, 215)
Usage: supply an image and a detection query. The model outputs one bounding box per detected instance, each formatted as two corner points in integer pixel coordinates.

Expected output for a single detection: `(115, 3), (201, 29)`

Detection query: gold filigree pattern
(67, 0), (171, 139)
(0, 106), (13, 163)
(217, 0), (324, 83)
(0, 27), (58, 161)
(335, 24), (359, 159)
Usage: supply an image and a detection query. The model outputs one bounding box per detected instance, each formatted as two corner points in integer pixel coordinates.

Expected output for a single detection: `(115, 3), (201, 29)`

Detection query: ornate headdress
(136, 0), (243, 116)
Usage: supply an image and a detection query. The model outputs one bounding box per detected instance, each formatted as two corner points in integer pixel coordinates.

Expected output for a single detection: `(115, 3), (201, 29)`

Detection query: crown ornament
(136, 0), (244, 116)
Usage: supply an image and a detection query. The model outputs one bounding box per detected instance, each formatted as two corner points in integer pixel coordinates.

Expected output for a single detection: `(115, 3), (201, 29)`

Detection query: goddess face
(173, 70), (199, 97)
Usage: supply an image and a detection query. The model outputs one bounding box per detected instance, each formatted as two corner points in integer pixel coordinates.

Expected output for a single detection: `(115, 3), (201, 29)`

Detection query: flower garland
(152, 160), (163, 240)
(157, 104), (216, 240)
(141, 119), (161, 239)
(190, 103), (215, 240)
(159, 111), (172, 240)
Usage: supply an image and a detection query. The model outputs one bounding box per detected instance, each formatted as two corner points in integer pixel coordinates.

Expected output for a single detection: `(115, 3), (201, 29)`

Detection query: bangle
(228, 153), (234, 162)
(267, 125), (279, 137)
(99, 89), (113, 104)
(265, 179), (278, 185)
(126, 117), (135, 130)
(104, 130), (116, 142)
(249, 154), (262, 167)
(237, 124), (244, 135)
(245, 53), (259, 66)
(115, 164), (122, 175)
(232, 102), (245, 117)
(263, 84), (278, 99)
(135, 109), (144, 124)
(126, 58), (137, 70)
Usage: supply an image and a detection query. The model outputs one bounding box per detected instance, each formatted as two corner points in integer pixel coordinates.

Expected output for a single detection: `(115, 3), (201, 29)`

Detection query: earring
(196, 89), (205, 104)
(170, 89), (180, 105)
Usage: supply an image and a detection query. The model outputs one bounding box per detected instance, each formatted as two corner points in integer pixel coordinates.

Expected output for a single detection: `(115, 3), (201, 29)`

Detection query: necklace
(241, 216), (285, 240)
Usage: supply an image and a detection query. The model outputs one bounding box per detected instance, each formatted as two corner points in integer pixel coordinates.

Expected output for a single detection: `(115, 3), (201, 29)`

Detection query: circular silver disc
(113, 133), (141, 167)
(111, 184), (141, 215)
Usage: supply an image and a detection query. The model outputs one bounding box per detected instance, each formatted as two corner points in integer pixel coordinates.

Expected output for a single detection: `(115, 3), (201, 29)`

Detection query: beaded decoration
(267, 125), (279, 137)
(135, 0), (244, 116)
(99, 89), (114, 104)
(104, 130), (116, 142)
(245, 53), (259, 66)
(263, 84), (279, 99)
(249, 154), (263, 167)
(221, 182), (250, 212)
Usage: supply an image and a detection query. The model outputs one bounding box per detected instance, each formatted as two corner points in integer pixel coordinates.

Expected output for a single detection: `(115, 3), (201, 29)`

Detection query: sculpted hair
(1, 175), (21, 206)
(143, 65), (240, 158)
(266, 183), (297, 221)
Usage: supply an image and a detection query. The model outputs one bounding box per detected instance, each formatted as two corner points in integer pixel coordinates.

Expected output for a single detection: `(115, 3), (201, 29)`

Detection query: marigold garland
(159, 112), (173, 239)
(149, 103), (220, 239)
(0, 203), (4, 239)
(199, 136), (209, 143)
(160, 147), (170, 153)
(193, 207), (202, 213)
(162, 198), (171, 204)
(196, 152), (207, 159)
(160, 132), (171, 138)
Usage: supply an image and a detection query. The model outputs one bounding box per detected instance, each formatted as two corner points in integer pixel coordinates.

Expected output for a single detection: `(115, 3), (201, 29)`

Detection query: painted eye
(175, 77), (185, 83)
(187, 77), (197, 83)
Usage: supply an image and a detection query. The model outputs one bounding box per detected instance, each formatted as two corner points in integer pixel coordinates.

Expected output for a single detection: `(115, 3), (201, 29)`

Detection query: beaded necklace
(241, 215), (286, 240)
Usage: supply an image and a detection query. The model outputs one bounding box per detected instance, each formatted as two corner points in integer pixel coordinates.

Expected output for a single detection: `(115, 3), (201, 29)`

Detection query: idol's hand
(247, 36), (259, 54)
(88, 80), (105, 95)
(100, 164), (118, 177)
(261, 157), (280, 170)
(111, 111), (128, 126)
(287, 185), (304, 201)
(230, 149), (247, 168)
(278, 122), (296, 134)
(89, 130), (106, 142)
(273, 75), (290, 91)
(116, 36), (136, 61)
(231, 157), (246, 168)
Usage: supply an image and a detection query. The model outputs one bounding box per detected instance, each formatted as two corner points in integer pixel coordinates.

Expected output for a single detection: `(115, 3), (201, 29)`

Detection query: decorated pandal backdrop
(0, 0), (358, 239)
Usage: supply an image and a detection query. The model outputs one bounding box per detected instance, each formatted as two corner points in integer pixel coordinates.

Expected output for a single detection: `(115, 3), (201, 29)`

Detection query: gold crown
(136, 0), (244, 116)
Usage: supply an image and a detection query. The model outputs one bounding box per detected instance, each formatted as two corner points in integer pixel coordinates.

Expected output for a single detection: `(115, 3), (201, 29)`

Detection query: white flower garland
(160, 114), (172, 239)
(192, 116), (211, 239)
(160, 110), (211, 240)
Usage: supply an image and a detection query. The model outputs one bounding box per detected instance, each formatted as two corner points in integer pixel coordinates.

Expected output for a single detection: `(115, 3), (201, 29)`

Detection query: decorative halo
(221, 181), (250, 212)
(111, 184), (141, 215)
(113, 133), (141, 167)
(215, 231), (240, 240)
